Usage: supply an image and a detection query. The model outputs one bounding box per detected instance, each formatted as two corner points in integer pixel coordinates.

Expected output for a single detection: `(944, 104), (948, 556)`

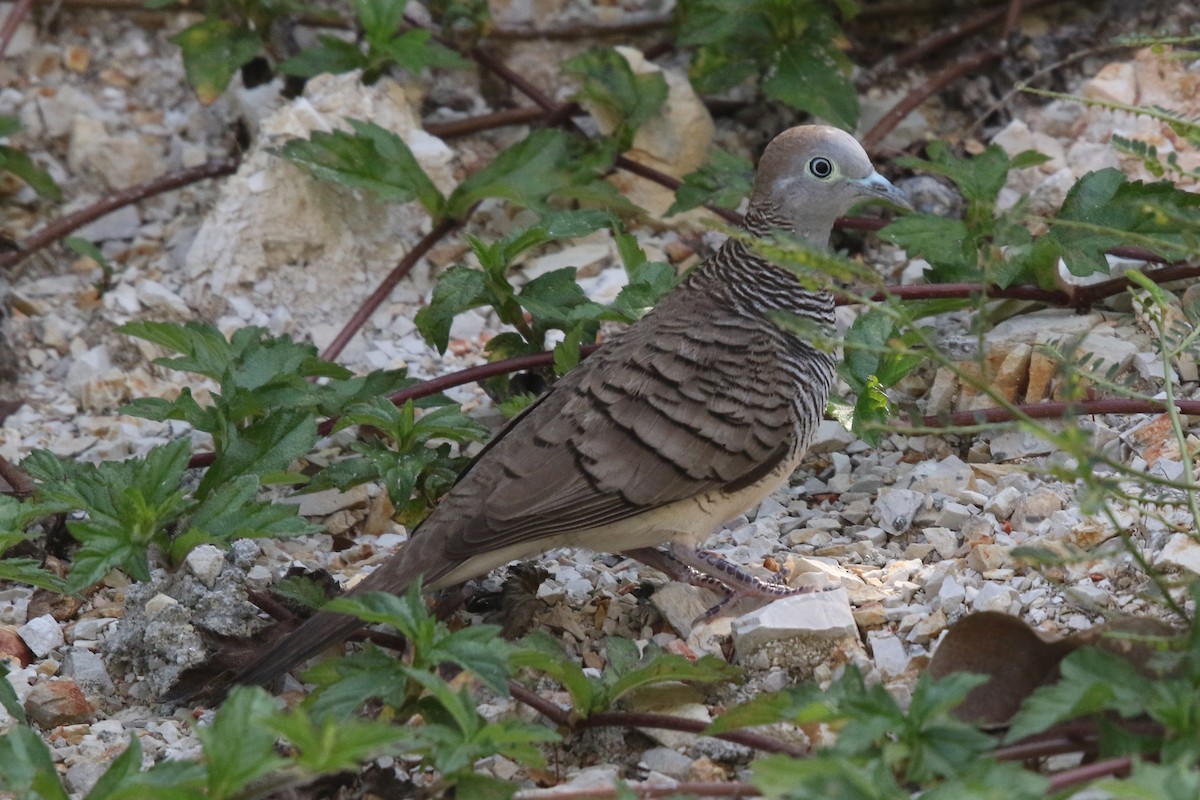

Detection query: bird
(195, 125), (911, 695)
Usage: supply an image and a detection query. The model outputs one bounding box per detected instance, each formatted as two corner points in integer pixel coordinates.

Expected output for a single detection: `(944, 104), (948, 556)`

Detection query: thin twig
(425, 107), (548, 139)
(0, 454), (35, 497)
(0, 157), (241, 272)
(1001, 0), (1024, 39)
(914, 399), (1200, 429)
(514, 782), (760, 799)
(862, 47), (1003, 151)
(507, 682), (806, 757)
(0, 0), (32, 58)
(1046, 757), (1132, 792)
(320, 214), (468, 362)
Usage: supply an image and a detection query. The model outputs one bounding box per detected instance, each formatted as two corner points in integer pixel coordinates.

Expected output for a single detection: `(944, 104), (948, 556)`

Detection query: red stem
(319, 215), (466, 362)
(0, 157), (241, 272)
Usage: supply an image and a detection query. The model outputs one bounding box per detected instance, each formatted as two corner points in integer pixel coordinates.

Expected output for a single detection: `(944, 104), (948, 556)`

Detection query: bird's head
(751, 125), (912, 246)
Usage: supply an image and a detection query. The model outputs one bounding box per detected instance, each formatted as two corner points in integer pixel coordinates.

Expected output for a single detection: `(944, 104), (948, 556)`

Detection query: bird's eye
(808, 157), (833, 179)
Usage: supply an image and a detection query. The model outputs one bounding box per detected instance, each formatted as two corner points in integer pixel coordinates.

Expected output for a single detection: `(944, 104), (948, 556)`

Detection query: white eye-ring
(808, 157), (833, 179)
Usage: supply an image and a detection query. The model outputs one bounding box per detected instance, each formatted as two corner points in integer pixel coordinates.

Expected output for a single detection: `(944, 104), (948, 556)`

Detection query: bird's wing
(427, 293), (801, 559)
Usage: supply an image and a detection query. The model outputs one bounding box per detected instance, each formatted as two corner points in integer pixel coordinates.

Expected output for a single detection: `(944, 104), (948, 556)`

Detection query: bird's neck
(691, 204), (835, 325)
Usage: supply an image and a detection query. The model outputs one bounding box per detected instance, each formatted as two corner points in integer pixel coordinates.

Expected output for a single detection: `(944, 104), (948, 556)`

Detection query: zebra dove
(215, 125), (910, 692)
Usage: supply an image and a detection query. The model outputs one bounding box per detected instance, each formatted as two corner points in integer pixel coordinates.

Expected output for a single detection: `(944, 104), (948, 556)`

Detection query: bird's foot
(623, 546), (817, 624)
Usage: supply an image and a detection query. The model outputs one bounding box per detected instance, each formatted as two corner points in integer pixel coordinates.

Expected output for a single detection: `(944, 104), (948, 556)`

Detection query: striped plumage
(198, 125), (910, 696)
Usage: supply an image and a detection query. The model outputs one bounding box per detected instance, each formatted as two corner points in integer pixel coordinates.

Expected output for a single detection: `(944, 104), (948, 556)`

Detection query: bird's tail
(228, 606), (366, 689)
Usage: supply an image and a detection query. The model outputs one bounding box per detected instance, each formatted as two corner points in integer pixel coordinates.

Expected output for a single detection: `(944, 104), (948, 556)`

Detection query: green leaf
(850, 375), (891, 448)
(0, 725), (70, 800)
(0, 662), (25, 723)
(118, 320), (235, 381)
(1046, 168), (1200, 276)
(197, 687), (285, 798)
(753, 753), (905, 800)
(879, 215), (977, 281)
(188, 475), (314, 542)
(196, 410), (318, 499)
(326, 586), (513, 694)
(764, 38), (858, 129)
(1006, 647), (1152, 743)
(1095, 759), (1200, 800)
(414, 266), (489, 353)
(274, 119), (446, 216)
(897, 143), (1046, 208)
(170, 19), (262, 105)
(265, 709), (409, 773)
(562, 48), (668, 150)
(446, 130), (620, 218)
(667, 148), (754, 215)
(0, 144), (61, 201)
(372, 28), (466, 74)
(510, 631), (596, 714)
(0, 558), (67, 593)
(279, 35), (366, 78)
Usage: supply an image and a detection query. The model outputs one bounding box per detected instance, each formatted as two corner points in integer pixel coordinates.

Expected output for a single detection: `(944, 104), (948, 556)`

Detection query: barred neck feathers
(682, 125), (911, 325)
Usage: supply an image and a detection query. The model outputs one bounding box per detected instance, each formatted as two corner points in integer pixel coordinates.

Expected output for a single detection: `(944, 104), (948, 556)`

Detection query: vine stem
(319, 214), (467, 363)
(0, 157), (242, 272)
(507, 681), (806, 758)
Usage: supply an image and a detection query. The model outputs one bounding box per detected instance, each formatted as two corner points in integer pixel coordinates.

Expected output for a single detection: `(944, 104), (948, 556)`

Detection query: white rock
(922, 527), (960, 559)
(18, 614), (64, 657)
(983, 486), (1021, 520)
(1156, 533), (1200, 575)
(1132, 352), (1169, 382)
(64, 345), (112, 400)
(62, 648), (115, 695)
(522, 243), (611, 280)
(286, 484), (370, 517)
(1082, 61), (1137, 106)
(731, 587), (855, 654)
(989, 430), (1054, 461)
(73, 204), (141, 242)
(72, 618), (116, 641)
(935, 501), (973, 529)
(185, 545), (226, 588)
(868, 632), (910, 677)
(907, 455), (972, 495)
(973, 582), (1018, 614)
(874, 488), (924, 534)
(809, 419), (856, 454)
(936, 575), (966, 610)
(137, 279), (191, 316)
(144, 593), (178, 616)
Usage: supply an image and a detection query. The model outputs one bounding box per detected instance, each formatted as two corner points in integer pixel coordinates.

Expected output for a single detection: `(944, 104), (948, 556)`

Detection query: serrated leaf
(896, 143), (1040, 208)
(196, 410), (317, 499)
(279, 35), (366, 77)
(563, 47), (668, 150)
(0, 144), (61, 201)
(764, 38), (858, 129)
(1047, 168), (1200, 276)
(265, 710), (409, 773)
(0, 725), (70, 800)
(414, 266), (490, 353)
(667, 148), (754, 215)
(275, 119), (446, 216)
(1005, 647), (1152, 743)
(446, 130), (618, 218)
(197, 687), (285, 797)
(879, 215), (976, 281)
(171, 19), (262, 105)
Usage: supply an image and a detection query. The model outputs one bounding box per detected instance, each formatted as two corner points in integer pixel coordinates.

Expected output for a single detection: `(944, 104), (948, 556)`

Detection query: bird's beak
(849, 171), (913, 212)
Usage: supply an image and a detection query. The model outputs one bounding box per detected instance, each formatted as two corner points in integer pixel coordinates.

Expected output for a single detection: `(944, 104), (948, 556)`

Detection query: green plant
(0, 115), (60, 201)
(279, 0), (466, 84)
(676, 0), (862, 129)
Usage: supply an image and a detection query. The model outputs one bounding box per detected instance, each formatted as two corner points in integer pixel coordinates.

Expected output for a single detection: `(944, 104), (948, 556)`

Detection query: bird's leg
(623, 545), (817, 622)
